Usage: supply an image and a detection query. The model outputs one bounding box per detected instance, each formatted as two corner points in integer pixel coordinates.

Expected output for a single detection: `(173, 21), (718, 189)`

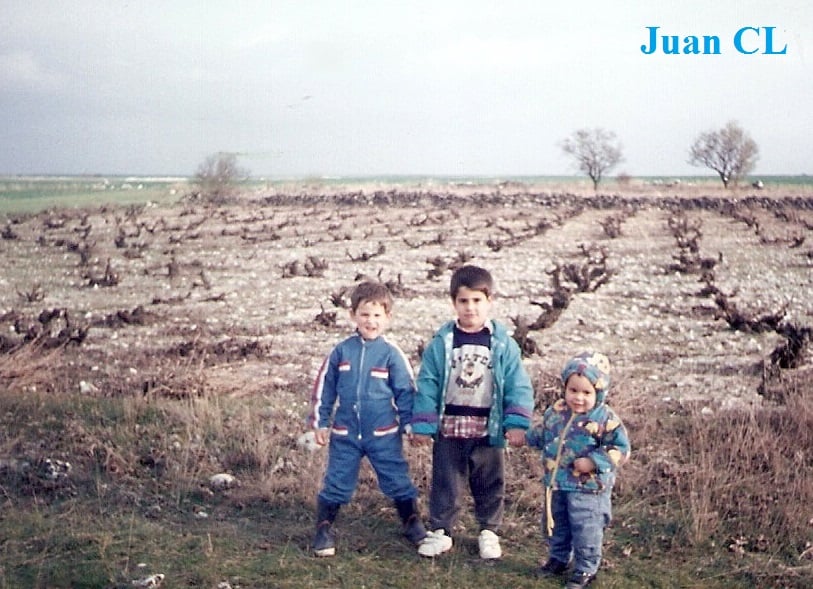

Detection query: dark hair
(350, 281), (394, 313)
(449, 265), (494, 299)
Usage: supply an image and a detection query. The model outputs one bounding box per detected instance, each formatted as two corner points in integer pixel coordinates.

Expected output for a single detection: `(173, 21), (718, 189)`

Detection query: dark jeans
(428, 435), (504, 534)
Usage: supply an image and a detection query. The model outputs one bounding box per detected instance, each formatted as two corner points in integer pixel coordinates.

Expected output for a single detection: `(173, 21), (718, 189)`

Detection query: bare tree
(560, 128), (624, 190)
(688, 121), (759, 188)
(194, 153), (250, 202)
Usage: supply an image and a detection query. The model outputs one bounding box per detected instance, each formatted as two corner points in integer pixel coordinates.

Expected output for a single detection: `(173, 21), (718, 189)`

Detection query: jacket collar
(453, 318), (495, 334)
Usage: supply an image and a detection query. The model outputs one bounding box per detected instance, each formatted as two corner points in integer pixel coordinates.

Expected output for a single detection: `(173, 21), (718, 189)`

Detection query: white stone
(209, 473), (237, 490)
(297, 430), (320, 452)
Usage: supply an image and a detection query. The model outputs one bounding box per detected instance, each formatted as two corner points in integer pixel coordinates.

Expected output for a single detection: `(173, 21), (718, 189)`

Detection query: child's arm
(525, 423), (545, 449)
(525, 404), (556, 449)
(307, 349), (339, 432)
(388, 342), (417, 431)
(588, 409), (630, 473)
(411, 335), (445, 438)
(501, 337), (535, 432)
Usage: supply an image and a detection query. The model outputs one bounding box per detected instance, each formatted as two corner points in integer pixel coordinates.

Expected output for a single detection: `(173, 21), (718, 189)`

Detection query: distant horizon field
(1, 172), (811, 182)
(2, 173), (812, 215)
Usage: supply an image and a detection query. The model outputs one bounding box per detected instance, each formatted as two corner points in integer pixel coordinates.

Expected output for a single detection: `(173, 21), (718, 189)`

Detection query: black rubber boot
(313, 499), (340, 557)
(395, 498), (428, 545)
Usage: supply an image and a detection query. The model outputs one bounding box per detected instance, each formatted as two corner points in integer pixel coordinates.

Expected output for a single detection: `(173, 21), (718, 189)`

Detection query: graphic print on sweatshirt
(446, 327), (493, 410)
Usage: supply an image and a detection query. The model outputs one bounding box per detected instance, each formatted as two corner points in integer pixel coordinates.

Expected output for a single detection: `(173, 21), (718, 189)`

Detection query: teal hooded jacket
(411, 319), (534, 447)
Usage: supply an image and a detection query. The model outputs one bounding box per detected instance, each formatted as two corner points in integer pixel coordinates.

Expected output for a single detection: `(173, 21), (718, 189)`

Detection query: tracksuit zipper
(356, 339), (365, 440)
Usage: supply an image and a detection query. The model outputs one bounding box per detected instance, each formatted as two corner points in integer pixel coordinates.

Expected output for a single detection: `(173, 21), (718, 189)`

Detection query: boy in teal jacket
(411, 265), (534, 559)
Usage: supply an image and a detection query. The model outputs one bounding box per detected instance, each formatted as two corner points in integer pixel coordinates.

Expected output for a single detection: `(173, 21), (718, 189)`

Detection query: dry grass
(1, 342), (811, 588)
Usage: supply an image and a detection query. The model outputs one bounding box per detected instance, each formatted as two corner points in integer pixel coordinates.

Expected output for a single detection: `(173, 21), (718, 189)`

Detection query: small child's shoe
(565, 571), (597, 588)
(535, 557), (569, 577)
(477, 529), (502, 559)
(418, 529), (453, 557)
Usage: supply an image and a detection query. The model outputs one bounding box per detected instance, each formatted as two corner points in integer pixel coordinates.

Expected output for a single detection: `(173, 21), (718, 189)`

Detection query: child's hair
(449, 265), (494, 299)
(350, 281), (394, 313)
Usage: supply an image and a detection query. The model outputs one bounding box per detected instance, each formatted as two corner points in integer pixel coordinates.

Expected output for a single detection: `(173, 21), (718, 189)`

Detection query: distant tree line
(194, 121), (760, 197)
(561, 120), (759, 189)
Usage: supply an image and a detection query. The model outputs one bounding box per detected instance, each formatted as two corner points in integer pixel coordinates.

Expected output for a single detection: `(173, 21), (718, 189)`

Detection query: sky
(1, 1), (811, 178)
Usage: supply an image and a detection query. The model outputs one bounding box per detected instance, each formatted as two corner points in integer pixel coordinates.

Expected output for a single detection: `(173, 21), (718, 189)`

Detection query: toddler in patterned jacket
(526, 351), (630, 589)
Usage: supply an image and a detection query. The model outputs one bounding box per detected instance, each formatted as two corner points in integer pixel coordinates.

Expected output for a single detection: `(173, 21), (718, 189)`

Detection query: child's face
(564, 373), (597, 414)
(452, 286), (493, 332)
(350, 300), (391, 340)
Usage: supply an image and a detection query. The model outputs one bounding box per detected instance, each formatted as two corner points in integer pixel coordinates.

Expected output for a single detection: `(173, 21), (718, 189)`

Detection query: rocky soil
(1, 187), (811, 416)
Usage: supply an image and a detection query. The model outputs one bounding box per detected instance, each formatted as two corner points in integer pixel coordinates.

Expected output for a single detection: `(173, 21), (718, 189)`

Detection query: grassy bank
(0, 177), (187, 214)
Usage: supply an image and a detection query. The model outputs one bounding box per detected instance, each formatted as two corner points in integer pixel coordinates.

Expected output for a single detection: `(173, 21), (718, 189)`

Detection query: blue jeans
(319, 431), (417, 505)
(545, 490), (612, 575)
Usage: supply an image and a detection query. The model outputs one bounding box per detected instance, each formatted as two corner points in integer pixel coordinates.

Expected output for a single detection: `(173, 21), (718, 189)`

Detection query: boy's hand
(314, 428), (330, 446)
(410, 433), (433, 446)
(504, 428), (526, 447)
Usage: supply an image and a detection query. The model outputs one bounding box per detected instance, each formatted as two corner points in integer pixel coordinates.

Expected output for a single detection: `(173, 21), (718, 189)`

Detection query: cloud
(0, 1), (810, 175)
(0, 50), (64, 91)
(434, 36), (552, 72)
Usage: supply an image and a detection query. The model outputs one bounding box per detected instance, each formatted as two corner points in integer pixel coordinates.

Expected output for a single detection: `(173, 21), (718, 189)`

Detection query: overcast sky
(1, 1), (810, 177)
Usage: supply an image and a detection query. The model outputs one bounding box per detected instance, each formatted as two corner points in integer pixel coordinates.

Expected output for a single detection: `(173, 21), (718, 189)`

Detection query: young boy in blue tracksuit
(527, 351), (630, 589)
(411, 265), (534, 560)
(307, 281), (426, 556)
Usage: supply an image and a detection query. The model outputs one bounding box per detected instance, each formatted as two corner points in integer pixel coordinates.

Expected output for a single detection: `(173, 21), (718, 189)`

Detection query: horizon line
(1, 172), (810, 181)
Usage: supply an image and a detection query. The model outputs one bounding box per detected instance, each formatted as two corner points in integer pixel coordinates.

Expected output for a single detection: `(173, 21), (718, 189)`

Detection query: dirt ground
(1, 185), (812, 415)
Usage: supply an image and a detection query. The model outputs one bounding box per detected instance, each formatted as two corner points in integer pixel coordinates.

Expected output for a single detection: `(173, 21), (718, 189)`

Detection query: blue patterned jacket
(526, 398), (630, 493)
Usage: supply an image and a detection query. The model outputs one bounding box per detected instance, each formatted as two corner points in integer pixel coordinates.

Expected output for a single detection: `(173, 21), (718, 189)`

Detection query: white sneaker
(418, 529), (453, 557)
(478, 529), (502, 559)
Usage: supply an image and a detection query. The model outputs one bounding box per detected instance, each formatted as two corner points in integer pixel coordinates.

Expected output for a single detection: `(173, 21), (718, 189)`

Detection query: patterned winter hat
(561, 351), (612, 403)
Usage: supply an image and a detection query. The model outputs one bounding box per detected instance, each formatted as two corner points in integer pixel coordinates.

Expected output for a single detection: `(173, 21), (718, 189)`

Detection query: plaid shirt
(441, 415), (488, 438)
